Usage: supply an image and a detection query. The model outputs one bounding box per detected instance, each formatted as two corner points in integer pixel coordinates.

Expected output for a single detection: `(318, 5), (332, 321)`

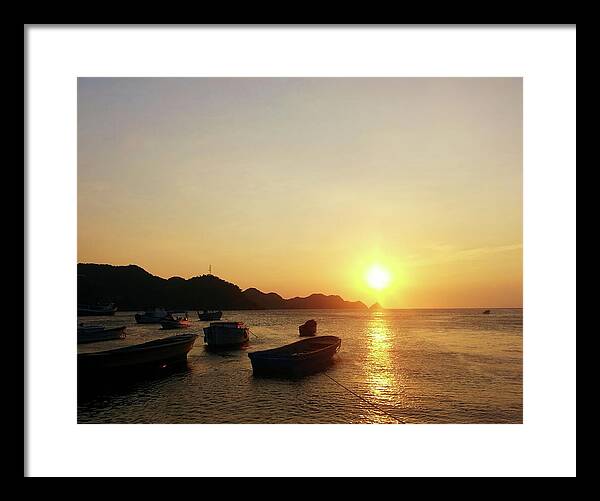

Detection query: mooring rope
(322, 372), (406, 424)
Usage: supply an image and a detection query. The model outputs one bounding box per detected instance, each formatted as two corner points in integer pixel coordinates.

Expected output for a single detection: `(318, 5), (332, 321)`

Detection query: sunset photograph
(25, 25), (576, 477)
(76, 77), (523, 424)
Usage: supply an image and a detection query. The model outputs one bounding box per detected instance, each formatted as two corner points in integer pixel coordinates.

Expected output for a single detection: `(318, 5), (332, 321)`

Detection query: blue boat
(248, 336), (341, 377)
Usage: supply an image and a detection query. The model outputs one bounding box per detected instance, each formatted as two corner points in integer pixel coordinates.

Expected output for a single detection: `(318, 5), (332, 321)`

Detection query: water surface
(77, 309), (522, 424)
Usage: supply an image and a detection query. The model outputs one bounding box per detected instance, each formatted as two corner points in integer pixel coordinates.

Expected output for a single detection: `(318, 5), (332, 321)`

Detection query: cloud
(410, 243), (522, 267)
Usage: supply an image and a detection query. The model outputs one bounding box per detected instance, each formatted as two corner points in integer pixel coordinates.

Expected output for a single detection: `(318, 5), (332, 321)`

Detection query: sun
(366, 265), (391, 290)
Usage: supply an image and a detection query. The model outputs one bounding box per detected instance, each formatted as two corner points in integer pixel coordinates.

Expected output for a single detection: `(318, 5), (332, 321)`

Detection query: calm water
(77, 309), (522, 424)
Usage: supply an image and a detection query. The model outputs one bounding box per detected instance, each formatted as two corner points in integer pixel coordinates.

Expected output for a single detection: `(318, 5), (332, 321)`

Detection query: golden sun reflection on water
(365, 313), (399, 408)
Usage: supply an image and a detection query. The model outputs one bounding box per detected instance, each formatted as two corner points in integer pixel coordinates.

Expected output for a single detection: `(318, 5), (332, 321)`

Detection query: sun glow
(366, 265), (391, 290)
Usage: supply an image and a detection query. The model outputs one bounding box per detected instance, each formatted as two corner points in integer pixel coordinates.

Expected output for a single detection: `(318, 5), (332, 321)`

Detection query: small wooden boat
(204, 321), (249, 349)
(78, 333), (198, 376)
(248, 336), (341, 377)
(77, 303), (117, 317)
(299, 319), (317, 336)
(135, 308), (169, 324)
(77, 324), (126, 344)
(197, 310), (223, 321)
(160, 314), (191, 330)
(482, 309), (491, 314)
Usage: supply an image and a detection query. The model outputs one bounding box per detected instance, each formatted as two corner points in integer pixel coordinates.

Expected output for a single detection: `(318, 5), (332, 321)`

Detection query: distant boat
(160, 313), (191, 330)
(299, 319), (317, 337)
(203, 321), (249, 349)
(248, 336), (341, 377)
(135, 308), (169, 324)
(77, 303), (117, 317)
(197, 310), (223, 321)
(482, 310), (491, 315)
(77, 324), (126, 344)
(78, 333), (198, 376)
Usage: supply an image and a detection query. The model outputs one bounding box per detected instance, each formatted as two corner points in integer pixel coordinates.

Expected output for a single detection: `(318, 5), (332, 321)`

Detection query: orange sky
(78, 78), (522, 308)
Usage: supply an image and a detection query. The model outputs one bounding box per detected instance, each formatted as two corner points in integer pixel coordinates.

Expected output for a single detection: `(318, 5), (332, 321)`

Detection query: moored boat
(203, 321), (249, 349)
(299, 319), (317, 336)
(135, 308), (169, 324)
(78, 333), (198, 376)
(77, 324), (127, 344)
(197, 310), (223, 321)
(77, 303), (117, 316)
(160, 313), (191, 330)
(482, 309), (491, 314)
(248, 335), (341, 377)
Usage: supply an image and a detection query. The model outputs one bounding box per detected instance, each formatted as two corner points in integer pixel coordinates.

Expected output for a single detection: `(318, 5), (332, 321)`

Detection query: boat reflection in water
(78, 361), (193, 402)
(364, 312), (403, 423)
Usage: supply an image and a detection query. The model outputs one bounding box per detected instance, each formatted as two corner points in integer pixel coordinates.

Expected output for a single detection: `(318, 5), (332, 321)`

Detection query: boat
(248, 335), (341, 377)
(197, 310), (223, 321)
(203, 321), (249, 349)
(135, 308), (169, 324)
(482, 309), (491, 314)
(299, 319), (317, 336)
(78, 333), (198, 376)
(160, 313), (191, 330)
(77, 324), (127, 344)
(77, 303), (117, 316)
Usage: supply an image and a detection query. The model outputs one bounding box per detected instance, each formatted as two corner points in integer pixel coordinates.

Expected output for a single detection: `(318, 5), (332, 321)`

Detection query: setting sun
(366, 265), (391, 290)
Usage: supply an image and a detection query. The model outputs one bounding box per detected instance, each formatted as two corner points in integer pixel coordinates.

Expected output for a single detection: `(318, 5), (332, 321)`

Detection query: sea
(77, 308), (522, 424)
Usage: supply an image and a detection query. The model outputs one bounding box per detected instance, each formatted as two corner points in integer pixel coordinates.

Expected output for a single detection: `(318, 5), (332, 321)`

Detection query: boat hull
(78, 333), (198, 376)
(77, 307), (117, 317)
(135, 317), (163, 324)
(77, 326), (127, 344)
(299, 320), (317, 337)
(135, 314), (167, 324)
(198, 311), (223, 321)
(203, 324), (249, 348)
(160, 320), (191, 330)
(248, 336), (341, 377)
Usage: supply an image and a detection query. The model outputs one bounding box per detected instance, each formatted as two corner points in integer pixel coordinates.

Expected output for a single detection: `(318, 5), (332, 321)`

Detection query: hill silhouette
(244, 287), (367, 310)
(78, 263), (368, 311)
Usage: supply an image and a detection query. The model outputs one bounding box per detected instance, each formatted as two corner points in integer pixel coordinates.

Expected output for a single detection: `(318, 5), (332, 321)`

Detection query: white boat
(197, 310), (223, 321)
(135, 308), (169, 324)
(203, 321), (250, 349)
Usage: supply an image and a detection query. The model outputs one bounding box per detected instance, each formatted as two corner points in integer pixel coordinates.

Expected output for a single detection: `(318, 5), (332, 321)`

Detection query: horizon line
(77, 262), (523, 310)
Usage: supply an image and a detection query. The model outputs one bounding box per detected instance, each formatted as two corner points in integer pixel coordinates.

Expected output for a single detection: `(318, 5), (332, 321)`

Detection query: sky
(78, 78), (522, 308)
